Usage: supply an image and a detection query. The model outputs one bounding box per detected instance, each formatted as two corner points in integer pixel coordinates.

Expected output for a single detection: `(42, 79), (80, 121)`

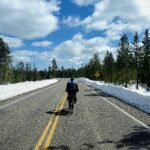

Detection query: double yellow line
(34, 93), (67, 150)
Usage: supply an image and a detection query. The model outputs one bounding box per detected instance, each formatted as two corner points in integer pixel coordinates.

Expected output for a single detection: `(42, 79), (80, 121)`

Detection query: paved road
(0, 79), (150, 150)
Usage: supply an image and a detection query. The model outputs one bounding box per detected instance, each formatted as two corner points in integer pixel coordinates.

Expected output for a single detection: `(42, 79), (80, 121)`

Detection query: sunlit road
(0, 79), (150, 150)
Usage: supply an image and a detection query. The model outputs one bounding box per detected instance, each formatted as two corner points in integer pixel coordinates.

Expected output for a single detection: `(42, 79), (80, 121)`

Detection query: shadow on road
(45, 126), (150, 149)
(98, 140), (113, 144)
(80, 140), (114, 149)
(94, 89), (115, 98)
(45, 145), (70, 150)
(84, 88), (112, 98)
(79, 143), (94, 149)
(48, 143), (95, 150)
(115, 126), (150, 149)
(84, 89), (93, 91)
(84, 93), (98, 96)
(46, 109), (70, 116)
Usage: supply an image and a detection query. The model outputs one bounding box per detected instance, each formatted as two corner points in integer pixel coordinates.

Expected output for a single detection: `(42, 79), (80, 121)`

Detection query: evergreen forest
(0, 29), (150, 90)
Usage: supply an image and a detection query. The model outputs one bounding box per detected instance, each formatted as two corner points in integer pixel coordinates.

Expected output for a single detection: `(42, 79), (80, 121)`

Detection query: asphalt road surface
(0, 79), (150, 150)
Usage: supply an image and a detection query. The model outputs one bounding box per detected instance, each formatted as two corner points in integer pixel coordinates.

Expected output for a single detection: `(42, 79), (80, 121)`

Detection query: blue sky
(0, 0), (150, 69)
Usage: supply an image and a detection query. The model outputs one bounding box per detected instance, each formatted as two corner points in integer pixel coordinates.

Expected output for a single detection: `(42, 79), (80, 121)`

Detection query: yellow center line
(43, 93), (67, 149)
(34, 93), (66, 150)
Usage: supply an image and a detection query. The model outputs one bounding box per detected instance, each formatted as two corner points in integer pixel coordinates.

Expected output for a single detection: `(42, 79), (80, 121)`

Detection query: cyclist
(66, 77), (79, 105)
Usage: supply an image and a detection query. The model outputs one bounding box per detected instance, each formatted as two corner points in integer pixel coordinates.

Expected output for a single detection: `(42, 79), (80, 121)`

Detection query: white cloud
(0, 0), (60, 39)
(63, 16), (81, 27)
(72, 0), (99, 6)
(12, 50), (36, 63)
(12, 50), (51, 63)
(12, 33), (118, 68)
(53, 33), (117, 66)
(12, 50), (56, 69)
(66, 0), (150, 35)
(0, 35), (23, 48)
(32, 41), (53, 47)
(14, 56), (32, 63)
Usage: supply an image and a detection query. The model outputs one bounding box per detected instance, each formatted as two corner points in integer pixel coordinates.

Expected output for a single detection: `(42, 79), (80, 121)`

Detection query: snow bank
(0, 79), (58, 101)
(79, 78), (150, 113)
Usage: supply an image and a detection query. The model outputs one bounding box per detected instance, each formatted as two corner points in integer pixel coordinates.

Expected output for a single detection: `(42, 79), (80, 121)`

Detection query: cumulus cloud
(12, 33), (118, 68)
(0, 0), (60, 39)
(12, 50), (56, 69)
(0, 35), (23, 48)
(72, 0), (99, 6)
(66, 0), (150, 35)
(12, 50), (55, 69)
(53, 33), (117, 66)
(32, 41), (53, 47)
(12, 50), (37, 63)
(12, 50), (51, 62)
(63, 16), (81, 27)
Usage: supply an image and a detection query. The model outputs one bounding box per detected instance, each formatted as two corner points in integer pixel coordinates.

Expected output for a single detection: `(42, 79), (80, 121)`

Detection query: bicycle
(68, 94), (75, 114)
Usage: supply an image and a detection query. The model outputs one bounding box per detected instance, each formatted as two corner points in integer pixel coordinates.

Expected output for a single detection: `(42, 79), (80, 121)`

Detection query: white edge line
(0, 83), (57, 110)
(82, 83), (149, 129)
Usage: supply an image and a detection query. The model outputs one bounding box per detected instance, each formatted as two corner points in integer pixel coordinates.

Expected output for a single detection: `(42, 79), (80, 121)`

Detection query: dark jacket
(66, 81), (79, 95)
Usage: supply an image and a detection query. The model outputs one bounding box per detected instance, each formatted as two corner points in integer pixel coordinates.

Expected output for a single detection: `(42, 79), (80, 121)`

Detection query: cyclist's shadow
(46, 109), (70, 116)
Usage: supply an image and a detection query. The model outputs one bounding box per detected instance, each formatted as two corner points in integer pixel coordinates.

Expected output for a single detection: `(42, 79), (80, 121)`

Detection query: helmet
(71, 77), (74, 81)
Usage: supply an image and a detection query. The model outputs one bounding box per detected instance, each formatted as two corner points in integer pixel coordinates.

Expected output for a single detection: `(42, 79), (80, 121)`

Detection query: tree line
(0, 37), (58, 83)
(0, 29), (149, 90)
(56, 29), (150, 90)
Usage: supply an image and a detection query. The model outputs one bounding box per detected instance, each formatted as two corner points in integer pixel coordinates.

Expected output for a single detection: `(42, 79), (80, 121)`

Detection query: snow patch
(79, 78), (150, 113)
(0, 79), (58, 101)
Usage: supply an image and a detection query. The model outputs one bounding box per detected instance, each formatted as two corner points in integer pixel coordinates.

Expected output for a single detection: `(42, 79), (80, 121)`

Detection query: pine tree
(51, 58), (58, 78)
(87, 52), (101, 79)
(17, 62), (26, 82)
(47, 65), (51, 79)
(0, 38), (12, 83)
(33, 64), (38, 81)
(103, 51), (114, 83)
(116, 34), (132, 87)
(25, 63), (34, 81)
(142, 29), (150, 91)
(132, 32), (141, 89)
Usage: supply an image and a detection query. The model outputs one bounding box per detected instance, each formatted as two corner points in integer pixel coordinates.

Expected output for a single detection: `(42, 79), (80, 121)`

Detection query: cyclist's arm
(66, 83), (69, 92)
(76, 83), (79, 92)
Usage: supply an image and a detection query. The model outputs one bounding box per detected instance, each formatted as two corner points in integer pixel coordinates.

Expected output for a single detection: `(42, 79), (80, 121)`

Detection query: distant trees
(132, 32), (141, 89)
(84, 52), (101, 79)
(0, 29), (150, 91)
(11, 58), (58, 82)
(116, 34), (133, 87)
(103, 51), (114, 83)
(51, 58), (58, 78)
(0, 37), (60, 83)
(67, 29), (149, 90)
(47, 65), (51, 79)
(141, 29), (150, 90)
(0, 38), (12, 84)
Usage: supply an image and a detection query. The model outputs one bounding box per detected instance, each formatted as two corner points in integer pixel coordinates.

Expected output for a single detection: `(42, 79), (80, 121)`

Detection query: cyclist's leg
(74, 93), (77, 103)
(68, 96), (71, 110)
(68, 96), (72, 109)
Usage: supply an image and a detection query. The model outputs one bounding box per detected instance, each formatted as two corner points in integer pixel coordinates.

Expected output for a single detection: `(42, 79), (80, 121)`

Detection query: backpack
(67, 81), (78, 93)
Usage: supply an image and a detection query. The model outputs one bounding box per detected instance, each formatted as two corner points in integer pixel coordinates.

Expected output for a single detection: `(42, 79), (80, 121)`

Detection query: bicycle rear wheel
(69, 97), (74, 114)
